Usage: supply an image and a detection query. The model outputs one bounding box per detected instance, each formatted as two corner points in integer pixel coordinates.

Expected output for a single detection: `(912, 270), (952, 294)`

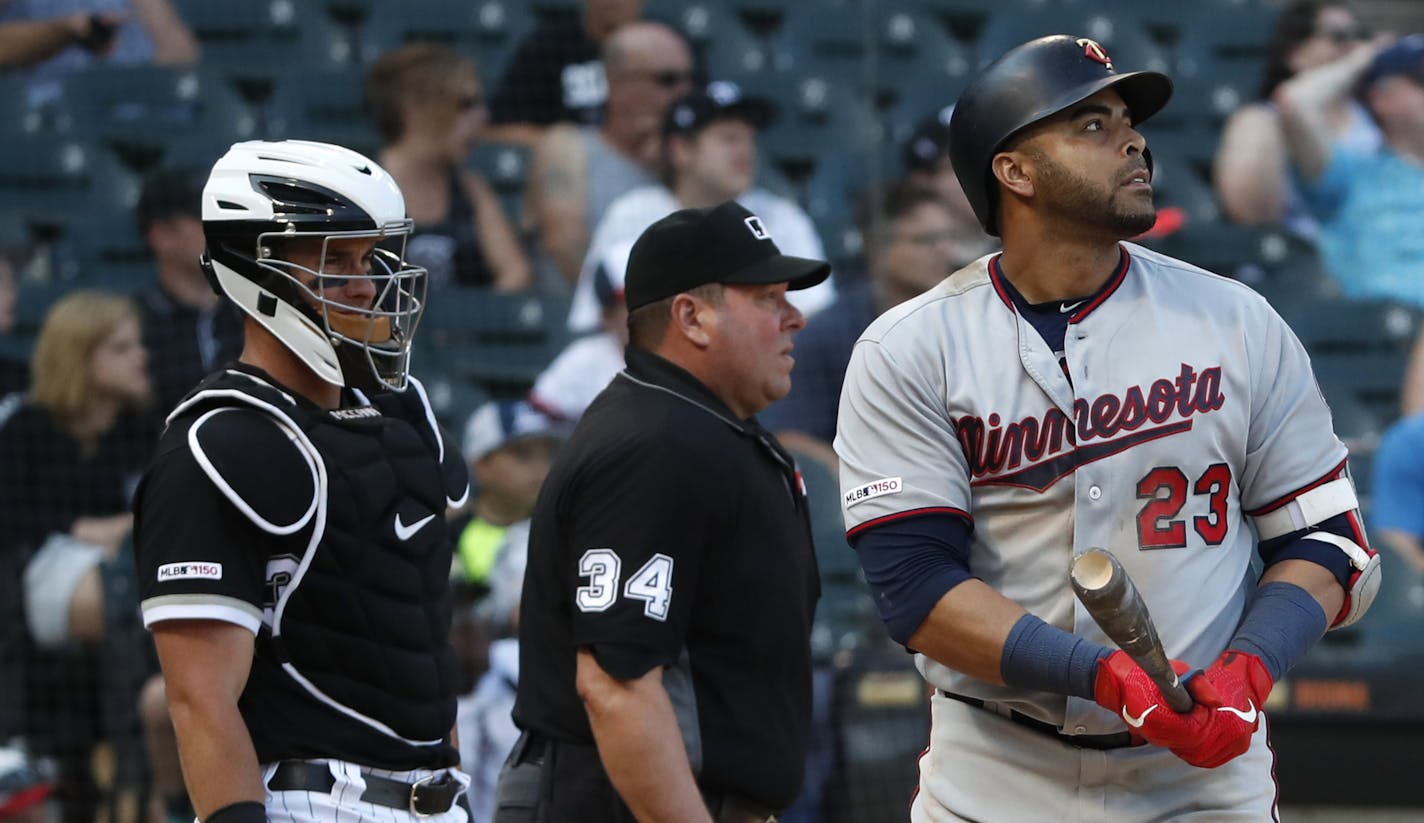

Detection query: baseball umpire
(495, 201), (828, 823)
(835, 36), (1381, 821)
(133, 140), (472, 823)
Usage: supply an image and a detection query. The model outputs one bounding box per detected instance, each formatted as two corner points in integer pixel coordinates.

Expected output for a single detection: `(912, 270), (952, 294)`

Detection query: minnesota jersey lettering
(958, 363), (1225, 490)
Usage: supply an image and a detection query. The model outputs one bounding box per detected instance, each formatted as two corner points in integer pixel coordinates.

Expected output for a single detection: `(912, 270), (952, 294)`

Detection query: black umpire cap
(663, 80), (776, 137)
(624, 201), (831, 311)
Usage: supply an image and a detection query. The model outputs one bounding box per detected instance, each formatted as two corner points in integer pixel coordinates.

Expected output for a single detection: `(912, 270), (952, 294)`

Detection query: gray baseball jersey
(835, 242), (1351, 737)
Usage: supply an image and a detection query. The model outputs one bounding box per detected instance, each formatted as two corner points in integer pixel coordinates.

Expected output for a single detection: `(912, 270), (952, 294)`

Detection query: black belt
(509, 731), (547, 767)
(938, 690), (1140, 751)
(515, 733), (777, 822)
(268, 761), (461, 816)
(703, 789), (778, 823)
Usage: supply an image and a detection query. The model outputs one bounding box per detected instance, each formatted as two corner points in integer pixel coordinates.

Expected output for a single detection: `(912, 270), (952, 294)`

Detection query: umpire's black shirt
(514, 345), (819, 811)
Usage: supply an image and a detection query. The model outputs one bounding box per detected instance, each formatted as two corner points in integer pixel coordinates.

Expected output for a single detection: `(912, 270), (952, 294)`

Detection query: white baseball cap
(462, 399), (564, 462)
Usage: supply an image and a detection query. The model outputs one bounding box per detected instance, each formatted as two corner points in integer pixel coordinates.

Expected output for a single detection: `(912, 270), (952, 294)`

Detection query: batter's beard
(1031, 149), (1157, 237)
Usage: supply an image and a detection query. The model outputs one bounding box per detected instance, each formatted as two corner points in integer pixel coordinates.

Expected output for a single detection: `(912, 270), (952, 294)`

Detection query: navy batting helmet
(949, 35), (1173, 236)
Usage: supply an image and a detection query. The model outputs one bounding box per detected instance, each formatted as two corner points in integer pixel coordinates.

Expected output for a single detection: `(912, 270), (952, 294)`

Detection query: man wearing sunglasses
(525, 21), (697, 287)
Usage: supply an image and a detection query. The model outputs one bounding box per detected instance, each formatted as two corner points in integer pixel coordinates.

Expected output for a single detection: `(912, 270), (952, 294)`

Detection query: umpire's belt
(938, 690), (1140, 751)
(703, 788), (779, 823)
(268, 761), (461, 816)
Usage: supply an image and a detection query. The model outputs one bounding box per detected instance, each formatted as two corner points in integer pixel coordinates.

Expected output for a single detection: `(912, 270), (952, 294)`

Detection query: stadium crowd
(2, 0), (1424, 821)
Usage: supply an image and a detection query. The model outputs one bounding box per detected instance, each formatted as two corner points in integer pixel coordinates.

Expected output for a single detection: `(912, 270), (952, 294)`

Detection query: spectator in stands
(452, 399), (564, 620)
(0, 0), (198, 105)
(901, 104), (997, 255)
(0, 250), (23, 398)
(1276, 33), (1424, 306)
(529, 258), (627, 423)
(459, 615), (519, 823)
(0, 738), (57, 822)
(451, 400), (562, 822)
(1400, 330), (1424, 416)
(761, 183), (962, 471)
(0, 291), (155, 823)
(524, 21), (695, 287)
(137, 677), (189, 823)
(486, 0), (647, 146)
(1216, 1), (1380, 236)
(133, 167), (243, 420)
(366, 43), (533, 293)
(1371, 414), (1424, 578)
(566, 80), (834, 336)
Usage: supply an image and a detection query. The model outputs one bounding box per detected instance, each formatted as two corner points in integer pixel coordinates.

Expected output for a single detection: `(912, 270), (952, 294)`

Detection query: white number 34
(576, 549), (674, 621)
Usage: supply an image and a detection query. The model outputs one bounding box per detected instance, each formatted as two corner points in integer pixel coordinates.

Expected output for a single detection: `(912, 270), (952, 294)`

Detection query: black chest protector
(172, 368), (469, 751)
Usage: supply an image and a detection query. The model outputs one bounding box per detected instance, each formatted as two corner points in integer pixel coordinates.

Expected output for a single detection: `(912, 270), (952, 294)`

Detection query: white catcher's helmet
(201, 140), (427, 392)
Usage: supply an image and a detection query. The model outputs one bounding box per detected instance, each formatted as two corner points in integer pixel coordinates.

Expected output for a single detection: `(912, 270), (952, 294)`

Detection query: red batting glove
(1093, 650), (1209, 750)
(1169, 650), (1273, 769)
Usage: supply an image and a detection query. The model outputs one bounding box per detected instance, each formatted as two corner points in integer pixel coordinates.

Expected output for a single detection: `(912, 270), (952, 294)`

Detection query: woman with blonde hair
(366, 42), (533, 292)
(0, 290), (155, 823)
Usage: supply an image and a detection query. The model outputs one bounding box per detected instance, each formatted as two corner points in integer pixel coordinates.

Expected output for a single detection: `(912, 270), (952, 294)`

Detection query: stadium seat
(1138, 148), (1220, 227)
(55, 66), (258, 170)
(0, 137), (140, 222)
(826, 650), (929, 823)
(645, 0), (772, 77)
(788, 447), (862, 587)
(1144, 223), (1323, 289)
(1158, 72), (1258, 143)
(416, 287), (570, 398)
(973, 7), (1170, 75)
(11, 278), (75, 341)
(734, 70), (880, 177)
(1174, 2), (1277, 86)
(265, 70), (382, 158)
(0, 77), (57, 137)
(172, 0), (355, 79)
(915, 0), (1052, 18)
(1328, 395), (1386, 456)
(466, 142), (532, 219)
(1293, 299), (1418, 429)
(415, 367), (492, 431)
(358, 0), (535, 82)
(880, 51), (972, 151)
(1289, 299), (1418, 357)
(800, 151), (871, 273)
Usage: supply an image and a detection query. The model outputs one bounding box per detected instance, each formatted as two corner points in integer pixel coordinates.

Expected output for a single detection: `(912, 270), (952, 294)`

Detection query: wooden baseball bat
(1070, 548), (1194, 713)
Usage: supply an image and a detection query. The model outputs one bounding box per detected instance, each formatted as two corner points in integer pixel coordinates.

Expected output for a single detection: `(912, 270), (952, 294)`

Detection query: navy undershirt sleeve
(1000, 614), (1113, 700)
(1229, 581), (1328, 681)
(849, 512), (974, 646)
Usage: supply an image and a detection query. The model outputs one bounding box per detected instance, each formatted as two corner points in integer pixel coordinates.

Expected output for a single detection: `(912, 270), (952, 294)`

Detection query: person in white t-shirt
(565, 80), (835, 335)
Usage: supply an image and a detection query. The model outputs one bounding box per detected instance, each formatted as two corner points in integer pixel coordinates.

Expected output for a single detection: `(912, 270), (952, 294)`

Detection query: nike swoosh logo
(394, 513), (436, 541)
(1216, 700), (1258, 724)
(1122, 704), (1158, 728)
(1060, 300), (1087, 313)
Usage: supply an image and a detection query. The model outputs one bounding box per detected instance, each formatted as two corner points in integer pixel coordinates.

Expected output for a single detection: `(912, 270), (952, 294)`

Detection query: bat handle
(1153, 659), (1195, 713)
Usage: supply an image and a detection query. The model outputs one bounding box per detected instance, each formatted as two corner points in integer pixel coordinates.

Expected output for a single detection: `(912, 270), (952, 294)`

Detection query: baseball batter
(835, 36), (1381, 821)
